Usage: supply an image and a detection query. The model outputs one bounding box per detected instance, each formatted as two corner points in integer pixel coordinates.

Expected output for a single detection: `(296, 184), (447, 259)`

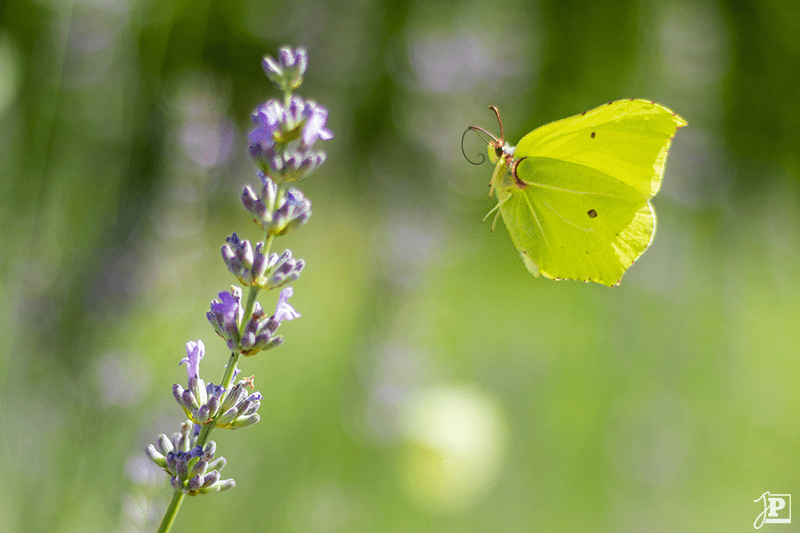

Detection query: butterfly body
(473, 99), (686, 287)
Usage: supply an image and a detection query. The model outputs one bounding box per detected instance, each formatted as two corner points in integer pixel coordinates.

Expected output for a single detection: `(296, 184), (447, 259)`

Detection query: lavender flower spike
(274, 287), (300, 323)
(180, 340), (205, 385)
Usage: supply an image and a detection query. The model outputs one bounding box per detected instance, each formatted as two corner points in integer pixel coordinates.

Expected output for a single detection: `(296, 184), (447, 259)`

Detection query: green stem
(156, 490), (185, 533)
(193, 216), (280, 446)
(157, 183), (286, 530)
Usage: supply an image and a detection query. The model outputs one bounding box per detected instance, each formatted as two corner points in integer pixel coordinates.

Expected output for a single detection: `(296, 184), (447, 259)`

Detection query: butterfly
(464, 99), (686, 286)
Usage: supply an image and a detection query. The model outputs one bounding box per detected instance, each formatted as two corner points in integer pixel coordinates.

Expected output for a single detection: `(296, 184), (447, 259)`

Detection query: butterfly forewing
(513, 100), (686, 199)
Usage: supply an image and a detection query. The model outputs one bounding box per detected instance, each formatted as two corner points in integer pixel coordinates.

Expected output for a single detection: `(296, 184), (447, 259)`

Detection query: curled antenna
(461, 128), (486, 165)
(461, 106), (506, 166)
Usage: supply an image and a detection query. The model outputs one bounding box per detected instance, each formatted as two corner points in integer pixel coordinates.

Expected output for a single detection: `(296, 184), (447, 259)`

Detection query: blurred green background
(2, 0), (799, 531)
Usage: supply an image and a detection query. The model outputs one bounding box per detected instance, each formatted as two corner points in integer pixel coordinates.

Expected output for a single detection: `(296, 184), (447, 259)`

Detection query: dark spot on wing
(587, 209), (598, 218)
(590, 131), (596, 138)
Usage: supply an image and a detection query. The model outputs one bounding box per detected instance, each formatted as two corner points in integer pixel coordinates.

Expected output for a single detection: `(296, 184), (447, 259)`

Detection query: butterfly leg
(482, 195), (510, 231)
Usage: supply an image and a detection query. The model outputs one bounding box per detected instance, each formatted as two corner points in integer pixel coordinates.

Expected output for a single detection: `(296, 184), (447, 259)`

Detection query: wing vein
(520, 188), (549, 251)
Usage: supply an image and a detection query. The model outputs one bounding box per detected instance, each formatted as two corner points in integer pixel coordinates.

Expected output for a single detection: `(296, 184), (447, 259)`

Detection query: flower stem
(196, 219), (281, 444)
(156, 489), (185, 533)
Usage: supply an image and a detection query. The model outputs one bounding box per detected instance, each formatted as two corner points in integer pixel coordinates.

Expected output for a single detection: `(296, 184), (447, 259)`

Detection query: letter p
(768, 497), (786, 517)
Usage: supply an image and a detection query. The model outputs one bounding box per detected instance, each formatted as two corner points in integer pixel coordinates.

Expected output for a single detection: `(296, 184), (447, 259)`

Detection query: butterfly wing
(498, 99), (686, 286)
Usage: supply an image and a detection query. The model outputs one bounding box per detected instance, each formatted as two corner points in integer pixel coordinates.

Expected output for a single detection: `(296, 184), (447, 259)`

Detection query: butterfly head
(462, 106), (514, 167)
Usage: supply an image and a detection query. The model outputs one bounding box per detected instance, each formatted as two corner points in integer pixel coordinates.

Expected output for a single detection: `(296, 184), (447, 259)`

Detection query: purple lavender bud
(157, 436), (229, 495)
(268, 257), (305, 289)
(252, 243), (269, 280)
(236, 397), (252, 415)
(167, 452), (178, 476)
(284, 149), (327, 183)
(219, 382), (246, 413)
(194, 377), (208, 406)
(197, 404), (211, 424)
(241, 185), (258, 213)
(227, 383), (249, 411)
(241, 397), (261, 416)
(207, 382), (225, 399)
(282, 46), (308, 78)
(191, 457), (209, 478)
(207, 456), (226, 472)
(176, 434), (190, 454)
(178, 421), (195, 450)
(215, 407), (238, 427)
(240, 330), (256, 351)
(217, 479), (235, 492)
(221, 243), (240, 271)
(214, 377), (263, 428)
(204, 441), (216, 457)
(198, 478), (228, 494)
(146, 445), (167, 468)
(267, 252), (281, 270)
(261, 46), (308, 91)
(174, 455), (189, 480)
(238, 237), (254, 266)
(247, 391), (263, 402)
(202, 470), (221, 488)
(182, 389), (199, 411)
(260, 172), (278, 207)
(240, 304), (283, 355)
(242, 181), (275, 228)
(222, 234), (259, 285)
(231, 413), (260, 428)
(173, 383), (185, 405)
(262, 336), (284, 351)
(286, 95), (305, 129)
(239, 303), (264, 350)
(157, 433), (174, 455)
(275, 249), (293, 268)
(207, 395), (220, 417)
(171, 446), (203, 483)
(188, 474), (204, 492)
(284, 196), (301, 220)
(262, 47), (308, 91)
(261, 54), (283, 85)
